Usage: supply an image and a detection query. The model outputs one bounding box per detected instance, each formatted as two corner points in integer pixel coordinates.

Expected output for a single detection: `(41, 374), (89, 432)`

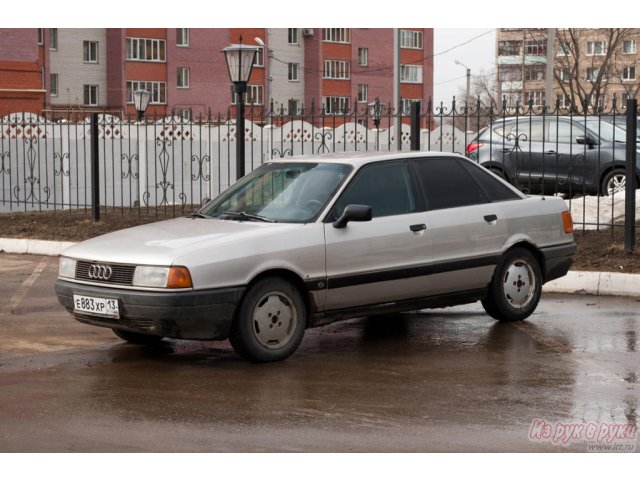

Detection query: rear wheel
(482, 247), (542, 322)
(112, 328), (164, 344)
(229, 277), (307, 362)
(601, 168), (626, 196)
(488, 167), (507, 181)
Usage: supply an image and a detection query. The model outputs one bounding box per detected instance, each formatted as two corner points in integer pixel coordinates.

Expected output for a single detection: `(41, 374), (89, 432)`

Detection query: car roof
(274, 150), (466, 169)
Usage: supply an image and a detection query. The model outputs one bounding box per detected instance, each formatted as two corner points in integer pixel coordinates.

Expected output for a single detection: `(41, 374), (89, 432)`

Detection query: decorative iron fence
(0, 99), (638, 234)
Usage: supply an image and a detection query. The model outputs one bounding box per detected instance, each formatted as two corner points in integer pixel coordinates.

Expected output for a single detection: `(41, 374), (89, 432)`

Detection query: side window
(414, 157), (489, 210)
(459, 159), (522, 202)
(546, 120), (578, 144)
(330, 161), (416, 219)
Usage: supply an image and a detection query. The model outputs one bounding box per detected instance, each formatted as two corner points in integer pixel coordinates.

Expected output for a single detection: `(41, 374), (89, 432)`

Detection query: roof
(278, 150), (466, 169)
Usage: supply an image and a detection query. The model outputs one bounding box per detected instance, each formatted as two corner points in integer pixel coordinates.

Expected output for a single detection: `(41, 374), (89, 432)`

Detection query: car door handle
(484, 214), (498, 223)
(410, 224), (426, 232)
(545, 150), (557, 155)
(499, 148), (511, 153)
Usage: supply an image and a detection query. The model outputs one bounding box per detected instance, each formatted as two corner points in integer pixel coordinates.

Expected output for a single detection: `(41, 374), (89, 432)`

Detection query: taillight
(466, 142), (483, 155)
(562, 211), (574, 234)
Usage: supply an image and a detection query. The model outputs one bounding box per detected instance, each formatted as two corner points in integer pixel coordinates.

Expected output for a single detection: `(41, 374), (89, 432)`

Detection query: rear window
(459, 160), (522, 202)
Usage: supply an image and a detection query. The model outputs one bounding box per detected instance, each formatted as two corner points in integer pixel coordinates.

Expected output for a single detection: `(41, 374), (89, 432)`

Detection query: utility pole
(545, 28), (556, 111)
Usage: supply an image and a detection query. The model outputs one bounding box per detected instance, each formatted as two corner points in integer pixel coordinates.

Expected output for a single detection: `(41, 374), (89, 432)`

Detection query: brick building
(0, 28), (434, 119)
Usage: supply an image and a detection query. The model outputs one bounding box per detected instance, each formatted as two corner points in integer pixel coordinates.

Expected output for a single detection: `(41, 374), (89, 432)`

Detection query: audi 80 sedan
(55, 152), (576, 362)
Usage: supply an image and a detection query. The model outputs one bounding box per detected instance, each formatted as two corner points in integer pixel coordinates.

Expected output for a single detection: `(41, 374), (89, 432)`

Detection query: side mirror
(332, 204), (373, 229)
(576, 135), (598, 147)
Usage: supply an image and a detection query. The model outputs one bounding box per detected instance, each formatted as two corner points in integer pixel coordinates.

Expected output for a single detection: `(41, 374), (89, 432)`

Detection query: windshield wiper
(220, 211), (276, 223)
(187, 211), (212, 219)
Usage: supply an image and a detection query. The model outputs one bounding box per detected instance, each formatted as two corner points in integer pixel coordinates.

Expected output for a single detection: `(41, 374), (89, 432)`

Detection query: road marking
(8, 258), (49, 314)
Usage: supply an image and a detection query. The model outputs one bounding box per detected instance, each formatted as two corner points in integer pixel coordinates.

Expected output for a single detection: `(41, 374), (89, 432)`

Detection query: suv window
(480, 118), (544, 143)
(330, 161), (416, 219)
(546, 119), (581, 144)
(414, 157), (489, 210)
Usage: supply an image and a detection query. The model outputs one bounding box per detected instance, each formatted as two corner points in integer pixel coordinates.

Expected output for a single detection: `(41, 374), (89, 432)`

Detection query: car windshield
(200, 162), (352, 223)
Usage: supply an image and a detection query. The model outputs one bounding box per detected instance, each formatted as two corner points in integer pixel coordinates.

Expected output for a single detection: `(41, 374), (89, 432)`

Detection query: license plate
(73, 294), (119, 318)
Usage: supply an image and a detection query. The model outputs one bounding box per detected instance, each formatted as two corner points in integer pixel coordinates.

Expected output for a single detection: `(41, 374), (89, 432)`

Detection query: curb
(1, 237), (639, 299)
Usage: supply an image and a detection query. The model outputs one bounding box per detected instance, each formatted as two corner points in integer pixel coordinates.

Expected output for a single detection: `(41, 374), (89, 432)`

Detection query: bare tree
(554, 28), (635, 112)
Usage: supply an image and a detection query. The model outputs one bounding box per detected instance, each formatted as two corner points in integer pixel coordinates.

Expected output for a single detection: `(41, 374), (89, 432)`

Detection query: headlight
(59, 257), (77, 278)
(133, 266), (193, 289)
(133, 266), (170, 288)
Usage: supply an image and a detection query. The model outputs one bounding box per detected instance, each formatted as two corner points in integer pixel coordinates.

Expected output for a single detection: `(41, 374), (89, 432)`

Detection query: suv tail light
(466, 142), (483, 155)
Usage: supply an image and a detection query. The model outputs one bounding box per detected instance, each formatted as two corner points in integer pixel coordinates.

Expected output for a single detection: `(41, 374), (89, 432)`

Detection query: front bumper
(541, 242), (577, 283)
(55, 279), (245, 340)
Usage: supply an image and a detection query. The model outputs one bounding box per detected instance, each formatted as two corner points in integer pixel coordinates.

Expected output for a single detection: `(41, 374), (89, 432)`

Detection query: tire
(229, 277), (307, 362)
(482, 247), (542, 323)
(112, 328), (164, 344)
(488, 167), (507, 181)
(601, 168), (626, 196)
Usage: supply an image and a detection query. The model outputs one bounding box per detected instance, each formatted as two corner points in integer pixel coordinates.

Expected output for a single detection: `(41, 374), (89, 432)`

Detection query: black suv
(466, 116), (638, 196)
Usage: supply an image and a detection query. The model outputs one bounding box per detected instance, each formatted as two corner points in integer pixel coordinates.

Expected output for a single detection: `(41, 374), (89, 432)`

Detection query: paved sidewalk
(1, 237), (639, 298)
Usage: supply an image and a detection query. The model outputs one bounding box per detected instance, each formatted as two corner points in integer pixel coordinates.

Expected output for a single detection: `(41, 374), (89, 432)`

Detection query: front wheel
(482, 247), (542, 322)
(229, 277), (307, 362)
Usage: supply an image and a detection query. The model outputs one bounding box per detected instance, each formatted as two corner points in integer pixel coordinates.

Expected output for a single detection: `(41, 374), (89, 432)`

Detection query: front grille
(75, 261), (136, 286)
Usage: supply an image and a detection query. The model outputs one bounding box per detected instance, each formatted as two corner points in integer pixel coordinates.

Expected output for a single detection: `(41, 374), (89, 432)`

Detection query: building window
(288, 63), (299, 81)
(288, 28), (299, 45)
(177, 108), (191, 120)
(358, 48), (368, 66)
(525, 39), (546, 55)
(323, 60), (350, 79)
(357, 84), (368, 103)
(322, 28), (350, 44)
(401, 99), (421, 115)
(400, 64), (423, 83)
(623, 40), (636, 54)
(83, 85), (98, 106)
(557, 42), (571, 56)
(50, 73), (58, 97)
(126, 37), (167, 62)
(557, 68), (570, 82)
(176, 29), (189, 47)
(587, 40), (606, 56)
(37, 29), (44, 45)
(524, 91), (545, 106)
(586, 68), (606, 82)
(177, 67), (190, 88)
(50, 29), (58, 50)
(524, 65), (545, 81)
(557, 93), (572, 108)
(83, 41), (98, 63)
(400, 30), (423, 49)
(253, 47), (264, 67)
(622, 66), (636, 81)
(498, 41), (520, 56)
(288, 99), (300, 115)
(232, 85), (263, 105)
(323, 96), (350, 114)
(126, 81), (167, 104)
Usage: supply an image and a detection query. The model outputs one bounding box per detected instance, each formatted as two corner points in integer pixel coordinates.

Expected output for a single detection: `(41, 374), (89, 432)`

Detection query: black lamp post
(223, 40), (259, 180)
(132, 89), (152, 121)
(369, 97), (382, 150)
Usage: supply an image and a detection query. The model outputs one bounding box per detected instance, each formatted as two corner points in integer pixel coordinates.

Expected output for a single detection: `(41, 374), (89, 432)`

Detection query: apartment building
(496, 28), (640, 110)
(0, 28), (434, 119)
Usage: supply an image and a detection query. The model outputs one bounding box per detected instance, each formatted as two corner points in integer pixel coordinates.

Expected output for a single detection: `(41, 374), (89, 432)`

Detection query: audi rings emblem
(88, 264), (113, 280)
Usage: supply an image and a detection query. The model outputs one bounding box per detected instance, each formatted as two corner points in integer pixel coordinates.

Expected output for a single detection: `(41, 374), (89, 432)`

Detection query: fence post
(625, 99), (637, 252)
(90, 113), (100, 222)
(410, 101), (421, 151)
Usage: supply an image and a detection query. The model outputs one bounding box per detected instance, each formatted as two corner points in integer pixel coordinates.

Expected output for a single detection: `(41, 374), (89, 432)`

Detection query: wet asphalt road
(0, 253), (638, 452)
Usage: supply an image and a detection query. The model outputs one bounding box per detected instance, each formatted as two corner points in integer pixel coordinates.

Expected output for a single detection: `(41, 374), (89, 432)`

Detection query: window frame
(622, 65), (636, 81)
(323, 96), (350, 115)
(288, 62), (299, 82)
(288, 28), (299, 45)
(400, 30), (423, 49)
(400, 64), (423, 84)
(126, 37), (167, 63)
(176, 28), (189, 47)
(126, 80), (167, 105)
(177, 67), (190, 88)
(50, 73), (58, 97)
(623, 39), (637, 54)
(83, 84), (98, 106)
(357, 84), (368, 103)
(83, 40), (98, 64)
(587, 40), (607, 56)
(322, 28), (351, 44)
(323, 60), (351, 80)
(358, 47), (368, 67)
(49, 28), (58, 51)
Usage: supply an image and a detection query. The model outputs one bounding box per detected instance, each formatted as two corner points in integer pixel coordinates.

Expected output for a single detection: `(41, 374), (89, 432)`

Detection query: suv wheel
(601, 168), (626, 196)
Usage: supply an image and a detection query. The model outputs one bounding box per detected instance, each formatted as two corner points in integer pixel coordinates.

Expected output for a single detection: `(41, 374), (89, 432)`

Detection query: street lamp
(368, 98), (383, 150)
(132, 89), (152, 121)
(454, 59), (471, 107)
(223, 39), (259, 180)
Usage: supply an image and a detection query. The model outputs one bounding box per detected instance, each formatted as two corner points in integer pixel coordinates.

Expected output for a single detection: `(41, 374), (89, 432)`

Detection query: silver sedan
(55, 151), (576, 362)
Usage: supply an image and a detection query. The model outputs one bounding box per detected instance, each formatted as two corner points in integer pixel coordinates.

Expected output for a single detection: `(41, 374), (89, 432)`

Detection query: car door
(323, 160), (431, 311)
(544, 118), (590, 193)
(510, 118), (546, 192)
(412, 157), (511, 295)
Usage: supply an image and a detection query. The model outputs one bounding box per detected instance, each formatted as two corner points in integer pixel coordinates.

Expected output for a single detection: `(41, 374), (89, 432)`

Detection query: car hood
(62, 217), (302, 265)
